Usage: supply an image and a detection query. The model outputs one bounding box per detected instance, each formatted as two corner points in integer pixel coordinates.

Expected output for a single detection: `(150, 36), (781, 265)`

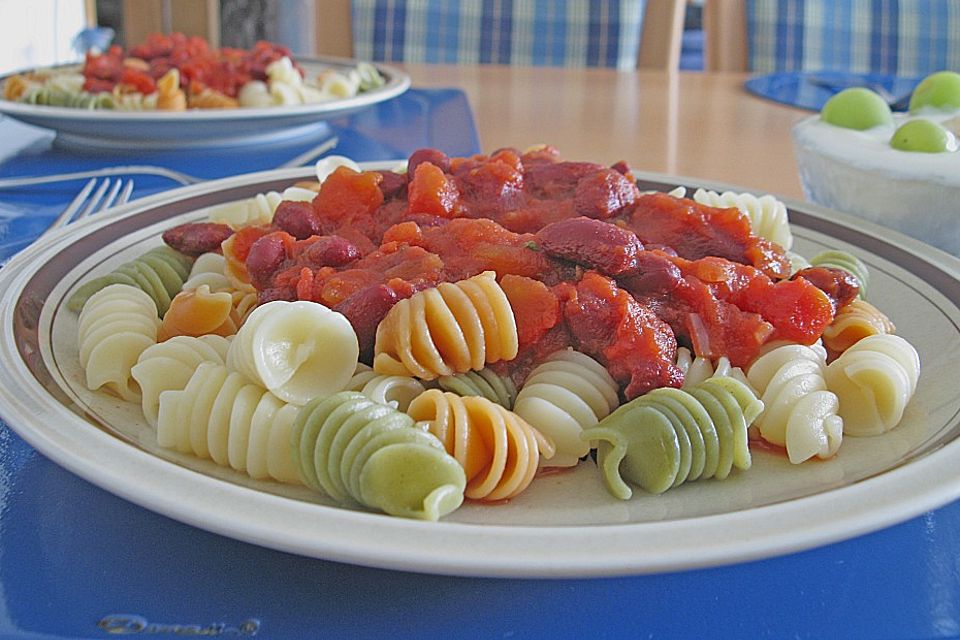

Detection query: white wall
(0, 0), (88, 74)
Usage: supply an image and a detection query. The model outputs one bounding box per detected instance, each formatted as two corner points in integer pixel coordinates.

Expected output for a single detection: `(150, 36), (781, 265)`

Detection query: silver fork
(41, 178), (134, 238)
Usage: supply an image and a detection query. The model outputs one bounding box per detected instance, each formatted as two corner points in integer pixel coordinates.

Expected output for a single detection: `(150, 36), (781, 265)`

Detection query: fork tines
(43, 177), (134, 238)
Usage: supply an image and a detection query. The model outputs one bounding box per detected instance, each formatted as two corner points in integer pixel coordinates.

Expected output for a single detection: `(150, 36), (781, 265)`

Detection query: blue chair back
(351, 0), (648, 70)
(746, 0), (960, 74)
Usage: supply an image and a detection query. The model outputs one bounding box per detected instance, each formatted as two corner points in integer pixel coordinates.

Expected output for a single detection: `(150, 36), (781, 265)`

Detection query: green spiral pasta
(809, 249), (870, 299)
(581, 377), (763, 499)
(68, 246), (195, 315)
(437, 367), (518, 409)
(21, 85), (115, 109)
(291, 391), (466, 521)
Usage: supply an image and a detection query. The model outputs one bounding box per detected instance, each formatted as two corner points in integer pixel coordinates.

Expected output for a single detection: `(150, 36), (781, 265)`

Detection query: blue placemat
(744, 71), (923, 112)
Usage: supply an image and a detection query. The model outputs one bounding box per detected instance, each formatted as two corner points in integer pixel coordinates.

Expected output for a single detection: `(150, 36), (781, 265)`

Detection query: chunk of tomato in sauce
(407, 161), (465, 219)
(499, 274), (561, 348)
(312, 166), (385, 227)
(418, 218), (562, 283)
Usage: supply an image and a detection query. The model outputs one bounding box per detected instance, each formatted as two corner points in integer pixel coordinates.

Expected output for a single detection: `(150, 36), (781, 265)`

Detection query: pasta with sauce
(61, 145), (928, 521)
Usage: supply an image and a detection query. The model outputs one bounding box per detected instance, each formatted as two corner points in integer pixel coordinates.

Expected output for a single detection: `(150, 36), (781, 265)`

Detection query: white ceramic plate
(0, 57), (410, 148)
(0, 167), (958, 578)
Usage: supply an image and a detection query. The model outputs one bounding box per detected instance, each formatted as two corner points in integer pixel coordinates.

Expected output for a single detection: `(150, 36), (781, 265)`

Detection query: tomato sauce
(173, 146), (845, 398)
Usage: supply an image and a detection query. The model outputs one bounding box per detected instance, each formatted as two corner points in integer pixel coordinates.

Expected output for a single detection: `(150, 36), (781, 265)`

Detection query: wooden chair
(705, 0), (960, 74)
(119, 0), (686, 71)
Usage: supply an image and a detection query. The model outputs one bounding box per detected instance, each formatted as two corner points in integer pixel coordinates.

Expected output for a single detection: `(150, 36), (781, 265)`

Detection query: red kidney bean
(298, 235), (361, 269)
(407, 148), (451, 176)
(376, 170), (407, 199)
(536, 217), (644, 276)
(618, 252), (684, 296)
(332, 284), (399, 362)
(272, 200), (323, 240)
(573, 168), (640, 220)
(245, 232), (290, 290)
(161, 222), (234, 257)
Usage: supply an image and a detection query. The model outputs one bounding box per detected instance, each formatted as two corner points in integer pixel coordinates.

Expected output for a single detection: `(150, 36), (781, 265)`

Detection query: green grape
(820, 88), (893, 130)
(908, 71), (960, 113)
(890, 119), (956, 153)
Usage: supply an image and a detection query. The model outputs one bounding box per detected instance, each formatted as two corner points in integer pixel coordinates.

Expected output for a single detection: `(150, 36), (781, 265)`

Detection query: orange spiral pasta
(157, 284), (241, 342)
(821, 298), (896, 358)
(155, 69), (187, 111)
(407, 389), (554, 501)
(188, 88), (239, 109)
(373, 271), (518, 380)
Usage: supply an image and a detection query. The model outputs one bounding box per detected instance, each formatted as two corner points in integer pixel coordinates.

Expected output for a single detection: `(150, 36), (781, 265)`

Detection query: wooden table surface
(404, 65), (810, 200)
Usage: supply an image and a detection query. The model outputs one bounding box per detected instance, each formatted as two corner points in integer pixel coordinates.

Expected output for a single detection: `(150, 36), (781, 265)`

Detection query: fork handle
(0, 165), (199, 188)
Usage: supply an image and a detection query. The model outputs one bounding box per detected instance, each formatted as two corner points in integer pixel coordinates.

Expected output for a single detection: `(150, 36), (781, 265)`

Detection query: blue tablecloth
(1, 88), (959, 640)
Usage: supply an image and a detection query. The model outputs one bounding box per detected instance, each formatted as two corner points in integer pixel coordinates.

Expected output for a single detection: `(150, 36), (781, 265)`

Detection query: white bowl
(792, 113), (960, 256)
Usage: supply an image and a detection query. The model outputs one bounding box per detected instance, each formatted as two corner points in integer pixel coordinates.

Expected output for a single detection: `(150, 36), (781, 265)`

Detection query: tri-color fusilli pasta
(182, 252), (259, 324)
(745, 344), (843, 463)
(131, 334), (231, 427)
(373, 271), (518, 380)
(226, 300), (359, 405)
(821, 298), (896, 358)
(824, 334), (920, 436)
(581, 377), (762, 498)
(78, 284), (160, 402)
(68, 245), (194, 315)
(343, 363), (427, 412)
(205, 185), (315, 229)
(512, 349), (619, 467)
(437, 367), (518, 409)
(675, 346), (751, 389)
(292, 391), (466, 520)
(156, 362), (301, 483)
(407, 389), (555, 501)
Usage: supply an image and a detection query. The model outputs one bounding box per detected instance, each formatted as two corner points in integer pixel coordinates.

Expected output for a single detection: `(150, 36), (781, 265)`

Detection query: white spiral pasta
(344, 366), (426, 412)
(226, 300), (359, 405)
(206, 185), (315, 229)
(131, 334), (232, 427)
(112, 90), (159, 111)
(77, 284), (160, 402)
(693, 188), (793, 250)
(513, 348), (620, 467)
(824, 334), (920, 436)
(156, 362), (301, 484)
(206, 192), (281, 228)
(675, 347), (752, 390)
(315, 155), (363, 183)
(237, 80), (274, 107)
(182, 253), (233, 292)
(746, 344), (843, 464)
(237, 57), (360, 107)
